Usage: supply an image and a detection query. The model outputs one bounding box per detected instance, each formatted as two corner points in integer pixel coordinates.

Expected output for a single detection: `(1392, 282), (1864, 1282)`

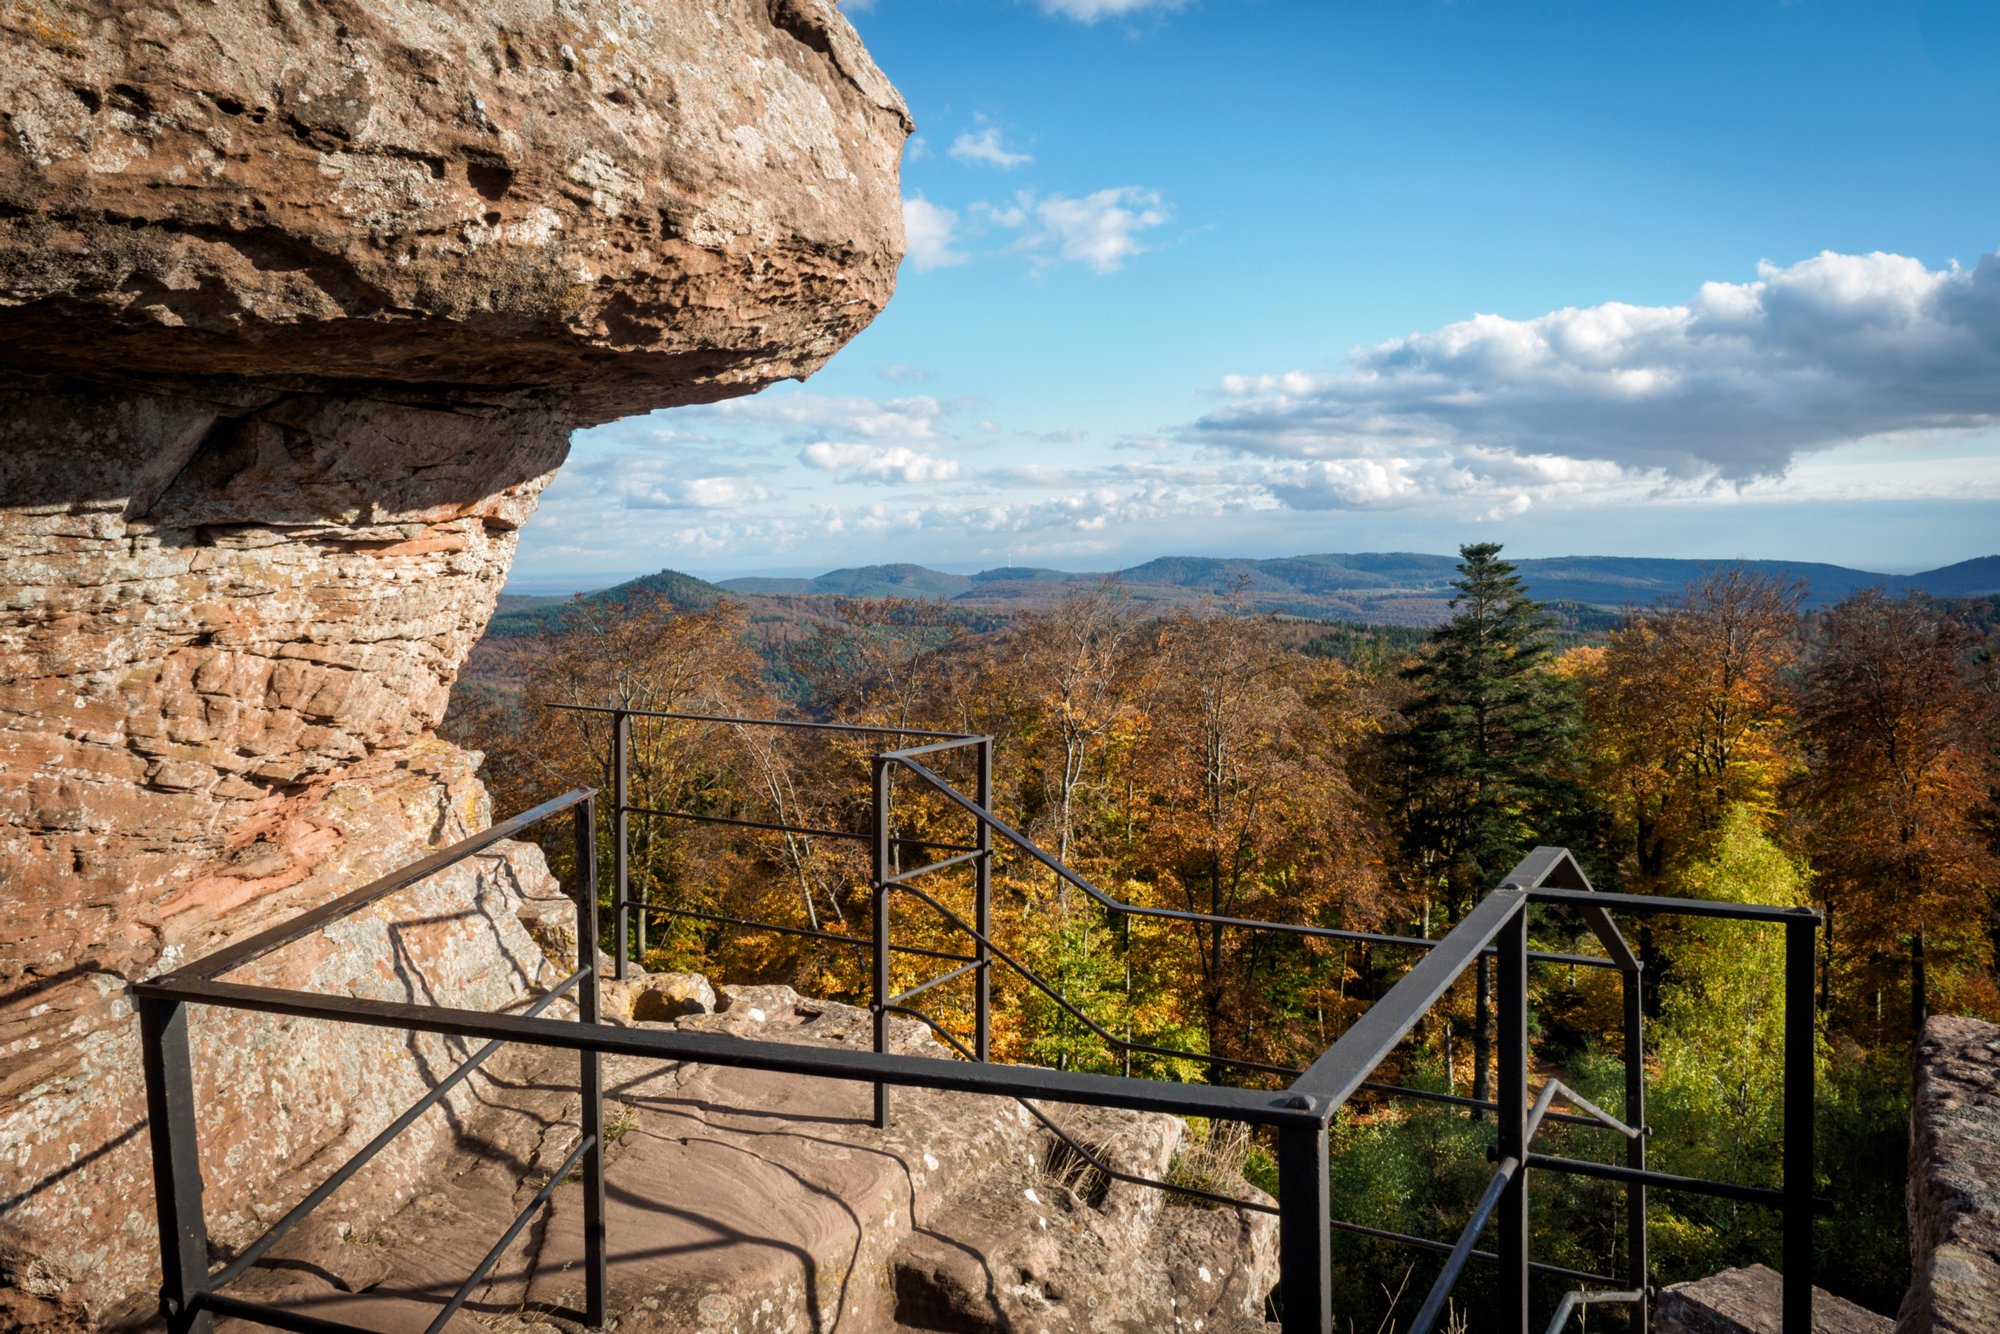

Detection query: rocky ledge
(1898, 1016), (2000, 1334)
(1654, 1264), (1889, 1334)
(208, 969), (1280, 1334)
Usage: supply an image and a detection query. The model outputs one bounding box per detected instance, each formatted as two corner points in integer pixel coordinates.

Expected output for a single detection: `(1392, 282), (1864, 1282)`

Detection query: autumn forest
(446, 544), (2000, 1324)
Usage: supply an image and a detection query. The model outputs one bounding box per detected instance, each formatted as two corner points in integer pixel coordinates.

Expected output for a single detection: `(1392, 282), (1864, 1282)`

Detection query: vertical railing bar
(574, 797), (607, 1327)
(613, 710), (631, 979)
(1499, 906), (1530, 1334)
(1474, 950), (1491, 1121)
(1276, 1118), (1332, 1333)
(871, 754), (892, 1129)
(975, 737), (993, 1064)
(1122, 912), (1133, 1079)
(1624, 959), (1649, 1332)
(1782, 915), (1816, 1333)
(140, 996), (214, 1334)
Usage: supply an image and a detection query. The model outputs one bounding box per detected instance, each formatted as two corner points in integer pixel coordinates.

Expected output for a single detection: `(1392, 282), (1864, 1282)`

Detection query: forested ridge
(446, 544), (2000, 1326)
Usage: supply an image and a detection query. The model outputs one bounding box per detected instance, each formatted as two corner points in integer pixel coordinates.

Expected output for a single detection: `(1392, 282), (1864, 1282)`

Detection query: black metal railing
(136, 707), (1826, 1334)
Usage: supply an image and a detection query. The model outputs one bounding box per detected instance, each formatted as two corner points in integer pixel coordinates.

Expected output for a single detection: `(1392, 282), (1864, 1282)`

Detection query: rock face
(1898, 1016), (2000, 1334)
(1655, 1264), (1890, 1334)
(0, 0), (909, 1319)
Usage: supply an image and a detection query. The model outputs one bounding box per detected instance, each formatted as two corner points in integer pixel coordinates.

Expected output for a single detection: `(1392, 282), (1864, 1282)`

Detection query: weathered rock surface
(1, 747), (567, 1317)
(1655, 1264), (1891, 1334)
(1897, 1016), (2000, 1334)
(0, 0), (910, 422)
(206, 984), (1280, 1334)
(0, 0), (909, 1319)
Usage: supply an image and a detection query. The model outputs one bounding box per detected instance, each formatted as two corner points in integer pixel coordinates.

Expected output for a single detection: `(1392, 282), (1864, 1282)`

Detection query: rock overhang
(0, 0), (912, 421)
(0, 0), (912, 1314)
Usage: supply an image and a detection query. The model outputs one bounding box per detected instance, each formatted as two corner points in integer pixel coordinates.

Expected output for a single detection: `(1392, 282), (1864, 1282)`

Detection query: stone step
(213, 979), (1278, 1333)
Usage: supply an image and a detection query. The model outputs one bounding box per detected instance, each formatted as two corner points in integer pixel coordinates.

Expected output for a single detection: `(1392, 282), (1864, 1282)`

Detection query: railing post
(975, 737), (993, 1064)
(1122, 913), (1133, 1079)
(1783, 914), (1816, 1333)
(613, 710), (631, 979)
(139, 995), (213, 1334)
(1276, 1117), (1331, 1334)
(574, 797), (608, 1327)
(871, 754), (892, 1129)
(1498, 906), (1530, 1334)
(1473, 950), (1490, 1121)
(1623, 960), (1648, 1332)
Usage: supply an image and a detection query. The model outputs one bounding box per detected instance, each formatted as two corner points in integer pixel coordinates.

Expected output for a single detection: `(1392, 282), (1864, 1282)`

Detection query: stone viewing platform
(204, 968), (1277, 1334)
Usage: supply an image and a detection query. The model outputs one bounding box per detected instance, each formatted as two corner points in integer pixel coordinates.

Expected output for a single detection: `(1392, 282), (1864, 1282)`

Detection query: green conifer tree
(1393, 542), (1594, 915)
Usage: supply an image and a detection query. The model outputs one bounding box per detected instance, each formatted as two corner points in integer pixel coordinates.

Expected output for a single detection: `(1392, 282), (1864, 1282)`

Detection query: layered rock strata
(0, 0), (909, 1318)
(1898, 1016), (2000, 1334)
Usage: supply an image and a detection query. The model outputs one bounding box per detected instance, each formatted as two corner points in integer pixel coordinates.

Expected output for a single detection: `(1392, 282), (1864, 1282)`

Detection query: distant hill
(1904, 555), (2000, 598)
(494, 552), (1998, 639)
(718, 563), (978, 599)
(493, 592), (566, 616)
(710, 551), (2000, 626)
(484, 567), (730, 637)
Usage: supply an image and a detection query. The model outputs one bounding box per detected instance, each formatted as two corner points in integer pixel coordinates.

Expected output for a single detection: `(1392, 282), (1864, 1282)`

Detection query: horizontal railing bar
(623, 804), (870, 842)
(629, 902), (976, 963)
(893, 879), (1304, 1080)
(1291, 891), (1528, 1107)
(891, 756), (1616, 967)
(1545, 1287), (1647, 1334)
(886, 960), (984, 1007)
(624, 805), (976, 855)
(424, 1133), (595, 1334)
(135, 976), (1323, 1126)
(1323, 1217), (1622, 1287)
(208, 967), (588, 1290)
(1528, 886), (1822, 924)
(167, 790), (595, 984)
(1361, 1080), (1611, 1131)
(547, 702), (978, 740)
(884, 847), (987, 885)
(893, 882), (1617, 1098)
(199, 1292), (377, 1334)
(1409, 1155), (1521, 1334)
(1526, 1153), (1827, 1211)
(879, 735), (989, 760)
(883, 1003), (1281, 1217)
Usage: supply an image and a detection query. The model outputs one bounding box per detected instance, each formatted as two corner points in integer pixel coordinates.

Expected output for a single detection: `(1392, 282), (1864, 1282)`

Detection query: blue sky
(512, 0), (2000, 590)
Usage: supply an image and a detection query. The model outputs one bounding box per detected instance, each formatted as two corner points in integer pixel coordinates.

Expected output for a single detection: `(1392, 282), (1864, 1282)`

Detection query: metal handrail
(135, 763), (1826, 1334)
(137, 790), (611, 1334)
(886, 749), (1622, 969)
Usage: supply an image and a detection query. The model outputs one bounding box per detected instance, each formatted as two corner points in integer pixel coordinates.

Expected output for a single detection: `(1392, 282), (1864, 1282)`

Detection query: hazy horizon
(499, 543), (1998, 599)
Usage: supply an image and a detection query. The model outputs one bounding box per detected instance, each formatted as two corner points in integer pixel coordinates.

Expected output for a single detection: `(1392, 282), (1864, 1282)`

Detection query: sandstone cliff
(0, 0), (909, 1317)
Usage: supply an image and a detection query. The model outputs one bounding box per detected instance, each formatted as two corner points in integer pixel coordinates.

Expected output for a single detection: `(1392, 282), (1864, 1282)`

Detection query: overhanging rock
(0, 0), (910, 1316)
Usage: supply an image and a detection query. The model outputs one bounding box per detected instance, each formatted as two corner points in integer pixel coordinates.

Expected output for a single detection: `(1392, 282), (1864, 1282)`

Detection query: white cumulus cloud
(800, 442), (964, 485)
(1038, 0), (1189, 21)
(902, 196), (967, 272)
(979, 187), (1170, 273)
(950, 126), (1033, 169)
(1197, 248), (2000, 480)
(708, 393), (946, 442)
